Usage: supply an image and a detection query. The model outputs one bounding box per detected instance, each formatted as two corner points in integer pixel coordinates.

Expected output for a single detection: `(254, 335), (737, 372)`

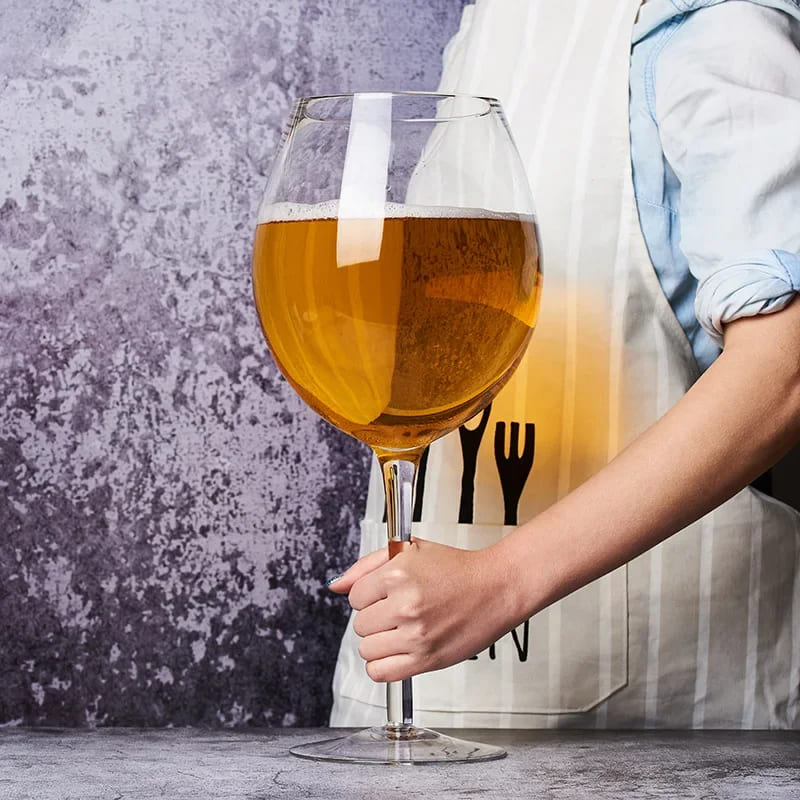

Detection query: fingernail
(324, 573), (344, 587)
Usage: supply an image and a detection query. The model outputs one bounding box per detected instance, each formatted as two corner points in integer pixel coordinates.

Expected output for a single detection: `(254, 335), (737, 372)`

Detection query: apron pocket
(337, 520), (628, 715)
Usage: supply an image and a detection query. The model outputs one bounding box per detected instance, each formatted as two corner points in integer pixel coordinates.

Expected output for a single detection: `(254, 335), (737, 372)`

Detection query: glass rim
(297, 91), (500, 123)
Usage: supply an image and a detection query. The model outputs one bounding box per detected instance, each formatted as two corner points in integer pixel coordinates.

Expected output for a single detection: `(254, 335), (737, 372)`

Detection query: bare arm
(496, 297), (800, 628)
(332, 300), (800, 682)
(331, 3), (800, 684)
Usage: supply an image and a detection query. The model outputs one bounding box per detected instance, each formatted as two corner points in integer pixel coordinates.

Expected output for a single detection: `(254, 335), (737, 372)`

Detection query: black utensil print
(489, 622), (529, 661)
(494, 421), (535, 525)
(511, 620), (530, 662)
(412, 446), (430, 523)
(473, 621), (529, 662)
(457, 404), (492, 524)
(382, 446), (430, 523)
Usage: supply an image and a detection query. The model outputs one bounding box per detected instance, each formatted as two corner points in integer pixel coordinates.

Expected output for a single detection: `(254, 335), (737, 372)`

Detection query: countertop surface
(1, 727), (798, 799)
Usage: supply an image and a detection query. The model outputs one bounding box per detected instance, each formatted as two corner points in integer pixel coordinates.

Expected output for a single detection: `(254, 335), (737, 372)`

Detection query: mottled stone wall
(0, 0), (467, 727)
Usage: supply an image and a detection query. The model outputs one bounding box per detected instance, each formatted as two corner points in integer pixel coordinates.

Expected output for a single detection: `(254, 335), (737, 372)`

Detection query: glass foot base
(290, 725), (507, 764)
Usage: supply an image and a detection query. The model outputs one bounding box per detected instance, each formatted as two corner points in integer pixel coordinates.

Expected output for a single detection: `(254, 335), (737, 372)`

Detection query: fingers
(364, 654), (418, 684)
(352, 598), (394, 637)
(357, 629), (406, 663)
(326, 546), (389, 594)
(348, 567), (388, 611)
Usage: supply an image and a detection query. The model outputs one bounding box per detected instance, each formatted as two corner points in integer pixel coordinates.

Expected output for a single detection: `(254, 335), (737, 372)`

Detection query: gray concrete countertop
(0, 728), (798, 799)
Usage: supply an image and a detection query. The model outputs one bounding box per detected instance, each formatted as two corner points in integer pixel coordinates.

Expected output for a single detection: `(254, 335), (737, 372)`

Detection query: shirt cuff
(694, 249), (800, 345)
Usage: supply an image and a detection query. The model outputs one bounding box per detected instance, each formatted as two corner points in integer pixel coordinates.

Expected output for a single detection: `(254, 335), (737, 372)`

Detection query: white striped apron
(331, 0), (800, 728)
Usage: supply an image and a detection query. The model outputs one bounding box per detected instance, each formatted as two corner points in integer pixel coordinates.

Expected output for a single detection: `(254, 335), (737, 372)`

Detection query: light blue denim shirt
(630, 0), (800, 372)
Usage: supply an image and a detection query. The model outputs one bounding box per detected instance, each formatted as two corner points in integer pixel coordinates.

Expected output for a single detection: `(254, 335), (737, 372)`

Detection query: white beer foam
(257, 200), (528, 224)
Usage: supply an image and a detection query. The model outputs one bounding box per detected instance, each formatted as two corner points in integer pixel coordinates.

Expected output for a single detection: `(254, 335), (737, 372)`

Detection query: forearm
(336, 302), (800, 683)
(495, 300), (800, 623)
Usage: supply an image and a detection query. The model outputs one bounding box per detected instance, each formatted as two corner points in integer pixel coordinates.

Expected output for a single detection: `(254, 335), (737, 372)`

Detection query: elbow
(721, 295), (800, 447)
(783, 360), (800, 438)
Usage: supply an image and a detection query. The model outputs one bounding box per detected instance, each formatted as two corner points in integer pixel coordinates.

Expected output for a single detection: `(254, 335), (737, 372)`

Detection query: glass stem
(380, 456), (418, 731)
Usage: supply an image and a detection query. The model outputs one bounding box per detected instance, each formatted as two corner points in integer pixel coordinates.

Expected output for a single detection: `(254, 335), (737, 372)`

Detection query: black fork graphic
(457, 404), (492, 524)
(494, 421), (535, 525)
(488, 622), (529, 662)
(412, 446), (430, 522)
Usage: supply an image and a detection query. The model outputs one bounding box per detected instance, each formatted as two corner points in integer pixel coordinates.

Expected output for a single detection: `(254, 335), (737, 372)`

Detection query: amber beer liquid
(252, 203), (541, 454)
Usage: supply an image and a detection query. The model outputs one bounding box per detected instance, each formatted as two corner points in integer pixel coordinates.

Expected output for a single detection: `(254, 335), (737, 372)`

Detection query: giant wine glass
(252, 92), (541, 763)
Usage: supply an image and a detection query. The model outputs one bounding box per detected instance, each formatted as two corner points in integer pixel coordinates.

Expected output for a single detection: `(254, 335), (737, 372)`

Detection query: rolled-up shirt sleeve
(654, 2), (800, 345)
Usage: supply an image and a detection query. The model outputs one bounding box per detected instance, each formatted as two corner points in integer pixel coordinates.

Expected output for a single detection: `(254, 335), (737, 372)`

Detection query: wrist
(488, 517), (559, 627)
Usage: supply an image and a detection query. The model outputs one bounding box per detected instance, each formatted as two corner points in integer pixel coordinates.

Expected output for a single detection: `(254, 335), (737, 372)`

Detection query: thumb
(326, 546), (390, 594)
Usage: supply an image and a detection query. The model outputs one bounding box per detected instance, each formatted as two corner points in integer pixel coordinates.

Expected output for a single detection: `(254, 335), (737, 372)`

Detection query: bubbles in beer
(258, 200), (534, 225)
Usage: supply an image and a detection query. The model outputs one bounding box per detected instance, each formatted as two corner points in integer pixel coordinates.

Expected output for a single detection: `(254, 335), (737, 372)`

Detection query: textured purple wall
(0, 0), (468, 727)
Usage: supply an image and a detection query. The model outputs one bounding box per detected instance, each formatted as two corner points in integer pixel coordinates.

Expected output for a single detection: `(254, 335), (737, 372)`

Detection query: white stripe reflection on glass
(693, 513), (715, 728)
(336, 93), (391, 267)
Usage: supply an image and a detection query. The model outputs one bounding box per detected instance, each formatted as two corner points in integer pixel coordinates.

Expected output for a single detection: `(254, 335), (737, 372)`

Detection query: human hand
(328, 539), (523, 683)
